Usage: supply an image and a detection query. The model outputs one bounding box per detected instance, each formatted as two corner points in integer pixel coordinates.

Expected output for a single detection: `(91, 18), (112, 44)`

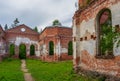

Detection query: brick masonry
(39, 26), (73, 62)
(0, 24), (73, 61)
(73, 0), (120, 77)
(0, 24), (40, 58)
(0, 26), (6, 55)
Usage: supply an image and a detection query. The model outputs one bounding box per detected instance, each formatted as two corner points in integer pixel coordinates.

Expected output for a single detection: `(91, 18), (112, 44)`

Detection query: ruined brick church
(0, 24), (39, 58)
(73, 0), (120, 78)
(0, 24), (72, 61)
(39, 26), (72, 61)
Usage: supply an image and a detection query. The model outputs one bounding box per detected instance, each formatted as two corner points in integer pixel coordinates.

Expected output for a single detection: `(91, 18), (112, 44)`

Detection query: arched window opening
(9, 44), (15, 57)
(68, 41), (73, 55)
(19, 44), (26, 59)
(96, 9), (113, 57)
(49, 41), (54, 55)
(30, 45), (35, 56)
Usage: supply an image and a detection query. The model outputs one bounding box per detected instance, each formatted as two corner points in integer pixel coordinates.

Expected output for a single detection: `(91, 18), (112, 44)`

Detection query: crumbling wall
(73, 0), (120, 77)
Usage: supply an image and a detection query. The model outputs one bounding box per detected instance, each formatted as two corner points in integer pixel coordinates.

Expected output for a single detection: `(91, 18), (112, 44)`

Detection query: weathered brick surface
(6, 24), (39, 41)
(60, 53), (73, 61)
(39, 26), (72, 62)
(80, 50), (120, 77)
(0, 26), (6, 55)
(1, 24), (39, 57)
(73, 0), (120, 78)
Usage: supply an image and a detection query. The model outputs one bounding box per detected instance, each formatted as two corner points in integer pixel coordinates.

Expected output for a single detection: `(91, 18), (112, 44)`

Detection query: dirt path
(21, 60), (35, 81)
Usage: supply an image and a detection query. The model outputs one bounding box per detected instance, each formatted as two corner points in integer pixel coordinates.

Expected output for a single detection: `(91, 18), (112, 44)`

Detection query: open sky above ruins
(0, 0), (77, 31)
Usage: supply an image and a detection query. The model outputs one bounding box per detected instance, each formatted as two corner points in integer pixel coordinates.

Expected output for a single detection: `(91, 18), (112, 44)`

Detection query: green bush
(9, 44), (15, 57)
(49, 41), (54, 55)
(19, 44), (26, 59)
(68, 41), (73, 55)
(30, 45), (35, 56)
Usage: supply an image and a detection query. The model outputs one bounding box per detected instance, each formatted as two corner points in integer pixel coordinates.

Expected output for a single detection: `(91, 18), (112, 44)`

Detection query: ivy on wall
(100, 24), (120, 56)
(100, 24), (113, 55)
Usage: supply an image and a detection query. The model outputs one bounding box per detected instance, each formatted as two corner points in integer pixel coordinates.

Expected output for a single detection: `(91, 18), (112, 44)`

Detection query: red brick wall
(6, 24), (39, 41)
(74, 0), (119, 25)
(5, 24), (39, 56)
(39, 26), (73, 62)
(73, 0), (120, 77)
(60, 53), (73, 61)
(80, 50), (120, 76)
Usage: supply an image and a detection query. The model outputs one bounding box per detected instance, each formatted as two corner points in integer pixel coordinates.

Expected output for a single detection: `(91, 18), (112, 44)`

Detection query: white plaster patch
(80, 18), (95, 37)
(15, 37), (38, 46)
(35, 51), (40, 56)
(110, 2), (120, 26)
(55, 41), (61, 55)
(113, 38), (120, 56)
(42, 44), (48, 55)
(81, 40), (96, 55)
(73, 41), (77, 59)
(61, 48), (67, 53)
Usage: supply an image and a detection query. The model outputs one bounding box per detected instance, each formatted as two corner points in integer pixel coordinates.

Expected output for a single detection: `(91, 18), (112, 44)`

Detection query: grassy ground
(0, 58), (24, 81)
(27, 59), (101, 81)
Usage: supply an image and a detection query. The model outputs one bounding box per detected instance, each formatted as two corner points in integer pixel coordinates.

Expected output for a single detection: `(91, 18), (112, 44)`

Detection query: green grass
(27, 59), (101, 81)
(0, 58), (24, 81)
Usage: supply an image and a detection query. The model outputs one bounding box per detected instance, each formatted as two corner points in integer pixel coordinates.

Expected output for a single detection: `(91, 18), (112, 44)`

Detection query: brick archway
(49, 41), (54, 55)
(19, 44), (26, 59)
(30, 44), (35, 56)
(96, 8), (112, 56)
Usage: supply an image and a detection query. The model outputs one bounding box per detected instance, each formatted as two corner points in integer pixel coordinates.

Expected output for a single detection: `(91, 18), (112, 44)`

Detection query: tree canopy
(33, 26), (39, 33)
(11, 18), (20, 27)
(52, 19), (62, 26)
(4, 24), (8, 30)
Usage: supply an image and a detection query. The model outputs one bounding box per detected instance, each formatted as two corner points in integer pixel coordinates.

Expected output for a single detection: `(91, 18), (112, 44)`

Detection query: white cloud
(0, 0), (77, 31)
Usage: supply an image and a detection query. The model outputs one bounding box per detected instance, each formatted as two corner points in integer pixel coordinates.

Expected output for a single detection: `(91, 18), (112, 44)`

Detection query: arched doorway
(49, 41), (54, 55)
(9, 44), (15, 57)
(68, 41), (73, 55)
(96, 8), (112, 56)
(30, 45), (35, 56)
(19, 44), (26, 59)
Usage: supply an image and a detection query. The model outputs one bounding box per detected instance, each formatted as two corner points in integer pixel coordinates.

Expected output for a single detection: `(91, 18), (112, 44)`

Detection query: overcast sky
(0, 0), (77, 31)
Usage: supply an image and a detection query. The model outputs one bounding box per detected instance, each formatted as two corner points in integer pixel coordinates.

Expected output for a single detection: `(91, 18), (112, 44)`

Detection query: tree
(14, 18), (19, 26)
(52, 19), (62, 26)
(34, 26), (38, 33)
(4, 24), (8, 30)
(12, 18), (20, 27)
